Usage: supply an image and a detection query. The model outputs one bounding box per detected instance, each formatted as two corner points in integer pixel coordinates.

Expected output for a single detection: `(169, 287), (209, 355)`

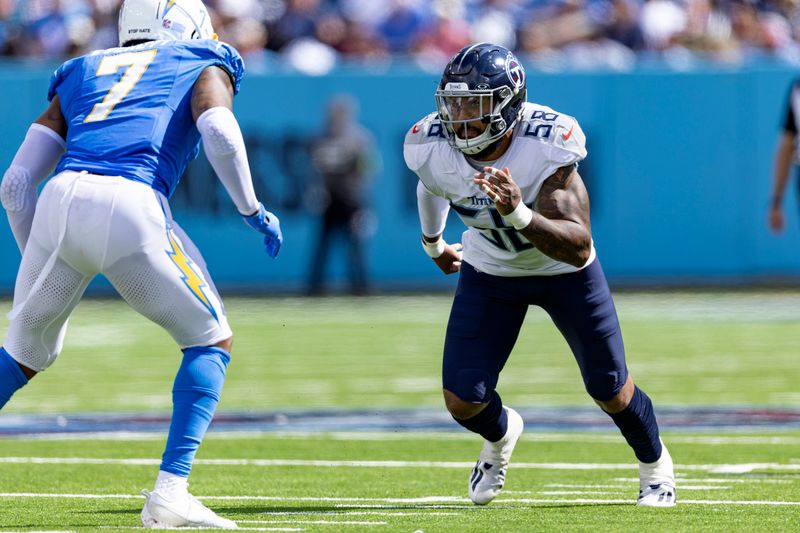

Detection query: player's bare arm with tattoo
(473, 164), (592, 268)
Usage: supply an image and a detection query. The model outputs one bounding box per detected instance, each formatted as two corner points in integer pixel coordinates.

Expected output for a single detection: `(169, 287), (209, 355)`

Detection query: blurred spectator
(378, 0), (428, 54)
(768, 78), (800, 233)
(307, 95), (378, 296)
(4, 0), (800, 66)
(267, 0), (323, 51)
(640, 0), (688, 50)
(410, 0), (471, 69)
(469, 0), (519, 50)
(603, 0), (646, 51)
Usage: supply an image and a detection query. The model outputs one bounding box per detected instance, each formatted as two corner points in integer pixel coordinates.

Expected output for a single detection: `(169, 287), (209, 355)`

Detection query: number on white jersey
(84, 49), (158, 123)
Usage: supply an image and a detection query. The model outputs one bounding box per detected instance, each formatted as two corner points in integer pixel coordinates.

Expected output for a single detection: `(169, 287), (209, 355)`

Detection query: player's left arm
(473, 165), (592, 268)
(1, 96), (67, 252)
(192, 65), (282, 258)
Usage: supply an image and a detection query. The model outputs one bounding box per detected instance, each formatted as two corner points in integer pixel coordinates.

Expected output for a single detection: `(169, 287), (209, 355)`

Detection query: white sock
(638, 440), (675, 487)
(154, 470), (189, 495)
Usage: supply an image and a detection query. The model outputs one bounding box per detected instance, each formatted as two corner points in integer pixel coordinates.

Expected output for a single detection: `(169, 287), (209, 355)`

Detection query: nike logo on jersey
(412, 123), (421, 134)
(562, 125), (574, 141)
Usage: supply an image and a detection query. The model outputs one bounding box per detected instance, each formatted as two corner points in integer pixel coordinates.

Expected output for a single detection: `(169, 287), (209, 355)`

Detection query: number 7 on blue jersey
(84, 49), (158, 123)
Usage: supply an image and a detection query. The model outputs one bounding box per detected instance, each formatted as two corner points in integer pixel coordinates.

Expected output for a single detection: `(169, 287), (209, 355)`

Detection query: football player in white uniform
(404, 43), (676, 507)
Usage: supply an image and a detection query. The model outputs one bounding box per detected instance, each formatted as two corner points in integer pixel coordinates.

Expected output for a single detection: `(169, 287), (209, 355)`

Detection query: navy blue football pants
(443, 259), (627, 403)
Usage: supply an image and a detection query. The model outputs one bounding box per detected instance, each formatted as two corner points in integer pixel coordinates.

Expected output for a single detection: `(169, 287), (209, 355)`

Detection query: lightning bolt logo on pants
(165, 231), (218, 321)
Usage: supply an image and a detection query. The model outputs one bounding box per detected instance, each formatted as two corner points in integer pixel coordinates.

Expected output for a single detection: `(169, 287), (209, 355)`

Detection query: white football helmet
(118, 0), (216, 46)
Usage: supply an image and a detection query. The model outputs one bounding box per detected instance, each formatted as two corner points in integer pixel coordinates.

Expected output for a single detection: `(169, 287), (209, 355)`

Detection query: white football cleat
(468, 406), (524, 505)
(637, 482), (677, 507)
(141, 489), (238, 529)
(636, 439), (676, 507)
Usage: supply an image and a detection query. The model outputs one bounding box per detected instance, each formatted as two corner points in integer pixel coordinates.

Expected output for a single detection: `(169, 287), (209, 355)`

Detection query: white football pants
(5, 171), (232, 372)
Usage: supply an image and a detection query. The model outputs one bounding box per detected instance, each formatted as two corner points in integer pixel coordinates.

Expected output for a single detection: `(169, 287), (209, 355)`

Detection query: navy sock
(161, 346), (230, 477)
(0, 347), (28, 409)
(453, 391), (508, 443)
(607, 386), (662, 463)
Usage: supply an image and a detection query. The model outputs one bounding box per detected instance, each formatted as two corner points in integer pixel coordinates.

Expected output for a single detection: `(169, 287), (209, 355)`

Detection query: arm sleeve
(416, 180), (450, 238)
(196, 106), (260, 215)
(1, 124), (66, 252)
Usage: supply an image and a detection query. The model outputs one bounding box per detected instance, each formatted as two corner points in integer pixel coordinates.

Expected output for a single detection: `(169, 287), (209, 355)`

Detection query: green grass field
(0, 293), (798, 531)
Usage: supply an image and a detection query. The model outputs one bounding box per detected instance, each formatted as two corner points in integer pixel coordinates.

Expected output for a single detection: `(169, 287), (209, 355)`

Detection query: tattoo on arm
(518, 164), (593, 268)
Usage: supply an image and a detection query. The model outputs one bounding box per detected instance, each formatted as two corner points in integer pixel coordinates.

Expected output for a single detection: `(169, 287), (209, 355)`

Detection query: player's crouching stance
(404, 43), (676, 508)
(0, 0), (283, 528)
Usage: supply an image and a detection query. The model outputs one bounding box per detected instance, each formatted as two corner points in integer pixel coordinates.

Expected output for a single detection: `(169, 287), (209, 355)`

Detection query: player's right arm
(405, 114), (462, 274)
(417, 181), (462, 275)
(191, 66), (282, 258)
(1, 95), (67, 253)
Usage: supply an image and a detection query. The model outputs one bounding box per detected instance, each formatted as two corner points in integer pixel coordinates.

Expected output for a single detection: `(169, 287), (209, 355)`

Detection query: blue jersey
(48, 40), (244, 198)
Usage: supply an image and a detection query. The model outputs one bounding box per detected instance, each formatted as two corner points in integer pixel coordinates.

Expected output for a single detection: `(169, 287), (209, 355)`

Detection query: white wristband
(502, 201), (533, 230)
(421, 237), (446, 259)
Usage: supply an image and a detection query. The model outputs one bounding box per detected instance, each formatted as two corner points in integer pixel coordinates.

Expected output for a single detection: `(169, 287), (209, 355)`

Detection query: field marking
(2, 456), (800, 473)
(241, 520), (387, 526)
(1, 492), (798, 506)
(540, 484), (730, 492)
(255, 512), (459, 517)
(5, 431), (800, 446)
(612, 477), (793, 484)
(99, 526), (306, 531)
(538, 491), (624, 495)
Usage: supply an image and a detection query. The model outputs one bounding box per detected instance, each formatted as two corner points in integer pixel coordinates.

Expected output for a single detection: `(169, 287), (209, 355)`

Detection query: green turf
(0, 293), (798, 531)
(2, 293), (799, 413)
(0, 432), (798, 532)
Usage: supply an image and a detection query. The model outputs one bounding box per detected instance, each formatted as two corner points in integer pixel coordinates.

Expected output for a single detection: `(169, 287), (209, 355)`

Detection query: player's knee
(5, 336), (57, 375)
(443, 389), (486, 420)
(444, 368), (495, 402)
(213, 336), (233, 353)
(584, 369), (627, 404)
(592, 374), (634, 414)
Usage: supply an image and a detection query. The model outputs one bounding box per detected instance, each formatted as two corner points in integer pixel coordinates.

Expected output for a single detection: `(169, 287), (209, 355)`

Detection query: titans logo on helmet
(506, 55), (524, 90)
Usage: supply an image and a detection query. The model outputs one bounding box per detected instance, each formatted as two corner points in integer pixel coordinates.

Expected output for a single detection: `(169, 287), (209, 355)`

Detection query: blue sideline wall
(0, 63), (798, 293)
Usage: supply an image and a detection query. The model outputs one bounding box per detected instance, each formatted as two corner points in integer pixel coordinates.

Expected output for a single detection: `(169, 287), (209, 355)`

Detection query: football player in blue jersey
(404, 43), (676, 507)
(0, 0), (282, 528)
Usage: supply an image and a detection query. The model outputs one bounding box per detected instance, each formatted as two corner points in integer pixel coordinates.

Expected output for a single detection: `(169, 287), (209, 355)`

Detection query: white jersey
(404, 101), (597, 277)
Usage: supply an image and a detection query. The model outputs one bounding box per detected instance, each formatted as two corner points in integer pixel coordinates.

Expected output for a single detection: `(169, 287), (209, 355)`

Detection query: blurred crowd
(2, 0), (800, 71)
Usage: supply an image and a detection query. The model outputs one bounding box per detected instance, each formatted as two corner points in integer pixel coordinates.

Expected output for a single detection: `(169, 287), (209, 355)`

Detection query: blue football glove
(243, 203), (282, 258)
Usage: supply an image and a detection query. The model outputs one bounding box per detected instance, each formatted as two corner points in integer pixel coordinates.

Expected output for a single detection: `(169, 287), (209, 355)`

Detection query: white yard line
(255, 512), (459, 517)
(1, 456), (800, 473)
(239, 520), (387, 526)
(612, 477), (793, 484)
(100, 526), (306, 531)
(1, 492), (797, 506)
(4, 431), (800, 446)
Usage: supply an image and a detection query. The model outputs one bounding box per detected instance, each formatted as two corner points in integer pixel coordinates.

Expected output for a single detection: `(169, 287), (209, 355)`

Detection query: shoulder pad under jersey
(518, 102), (587, 165)
(403, 112), (449, 171)
(178, 40), (245, 95)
